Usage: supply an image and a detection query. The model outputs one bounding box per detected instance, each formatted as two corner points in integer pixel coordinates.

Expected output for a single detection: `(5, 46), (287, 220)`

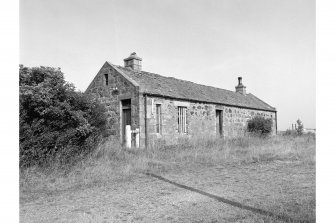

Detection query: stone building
(85, 52), (277, 148)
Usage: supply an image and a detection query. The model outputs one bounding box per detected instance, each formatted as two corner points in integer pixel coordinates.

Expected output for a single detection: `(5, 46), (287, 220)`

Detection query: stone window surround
(156, 104), (162, 134)
(104, 73), (108, 86)
(178, 106), (188, 134)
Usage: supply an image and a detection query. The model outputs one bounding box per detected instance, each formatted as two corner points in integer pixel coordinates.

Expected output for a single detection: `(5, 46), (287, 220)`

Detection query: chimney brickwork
(124, 52), (142, 71)
(235, 76), (246, 95)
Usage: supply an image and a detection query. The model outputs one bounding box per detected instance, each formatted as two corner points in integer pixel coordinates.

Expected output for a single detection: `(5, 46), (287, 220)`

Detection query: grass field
(20, 134), (315, 222)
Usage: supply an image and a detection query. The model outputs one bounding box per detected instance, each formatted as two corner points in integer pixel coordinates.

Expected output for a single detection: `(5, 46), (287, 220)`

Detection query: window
(178, 107), (187, 134)
(104, 74), (108, 85)
(156, 104), (162, 134)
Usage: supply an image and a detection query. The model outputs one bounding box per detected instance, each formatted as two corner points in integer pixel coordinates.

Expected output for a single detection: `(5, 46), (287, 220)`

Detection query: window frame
(104, 73), (108, 86)
(178, 106), (187, 134)
(156, 104), (162, 134)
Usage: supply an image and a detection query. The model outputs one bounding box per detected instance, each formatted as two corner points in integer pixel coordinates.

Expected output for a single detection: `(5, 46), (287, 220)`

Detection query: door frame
(216, 109), (223, 137)
(120, 98), (131, 145)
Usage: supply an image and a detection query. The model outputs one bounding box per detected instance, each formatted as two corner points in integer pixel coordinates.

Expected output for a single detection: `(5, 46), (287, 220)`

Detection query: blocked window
(156, 104), (162, 134)
(178, 107), (187, 134)
(104, 74), (108, 85)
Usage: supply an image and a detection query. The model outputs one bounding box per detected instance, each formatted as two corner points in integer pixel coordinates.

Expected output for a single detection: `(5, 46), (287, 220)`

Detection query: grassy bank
(20, 134), (315, 196)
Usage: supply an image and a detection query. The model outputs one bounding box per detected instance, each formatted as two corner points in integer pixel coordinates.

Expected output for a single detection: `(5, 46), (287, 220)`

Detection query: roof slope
(109, 63), (276, 112)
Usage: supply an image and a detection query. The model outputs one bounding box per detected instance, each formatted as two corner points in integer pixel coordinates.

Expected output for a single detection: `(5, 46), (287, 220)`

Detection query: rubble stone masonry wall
(140, 95), (276, 147)
(85, 63), (139, 139)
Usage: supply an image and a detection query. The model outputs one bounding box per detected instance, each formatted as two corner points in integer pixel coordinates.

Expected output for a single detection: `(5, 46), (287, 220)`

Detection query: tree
(19, 65), (108, 167)
(247, 116), (273, 136)
(296, 119), (304, 135)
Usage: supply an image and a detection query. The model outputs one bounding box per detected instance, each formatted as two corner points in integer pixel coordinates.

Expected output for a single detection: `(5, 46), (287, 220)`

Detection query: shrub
(297, 119), (304, 135)
(19, 65), (108, 168)
(247, 116), (273, 136)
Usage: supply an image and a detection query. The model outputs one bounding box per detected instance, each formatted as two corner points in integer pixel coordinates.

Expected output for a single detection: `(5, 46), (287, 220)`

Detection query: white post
(125, 125), (131, 148)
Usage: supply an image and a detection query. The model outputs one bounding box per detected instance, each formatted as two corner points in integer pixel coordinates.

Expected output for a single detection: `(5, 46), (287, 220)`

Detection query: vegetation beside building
(19, 65), (108, 168)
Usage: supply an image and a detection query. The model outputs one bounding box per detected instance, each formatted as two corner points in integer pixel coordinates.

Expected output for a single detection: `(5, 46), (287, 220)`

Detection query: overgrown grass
(20, 134), (315, 196)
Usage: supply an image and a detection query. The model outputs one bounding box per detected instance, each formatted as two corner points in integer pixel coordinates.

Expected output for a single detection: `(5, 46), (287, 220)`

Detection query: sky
(20, 0), (315, 130)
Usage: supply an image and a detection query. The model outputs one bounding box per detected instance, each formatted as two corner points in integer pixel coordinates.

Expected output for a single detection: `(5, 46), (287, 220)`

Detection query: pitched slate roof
(109, 62), (276, 112)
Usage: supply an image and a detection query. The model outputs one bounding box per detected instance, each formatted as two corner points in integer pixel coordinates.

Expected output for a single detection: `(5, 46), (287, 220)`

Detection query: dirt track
(20, 161), (315, 222)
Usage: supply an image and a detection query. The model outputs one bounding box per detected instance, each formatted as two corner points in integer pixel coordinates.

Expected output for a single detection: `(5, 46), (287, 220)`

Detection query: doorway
(121, 99), (131, 144)
(216, 110), (223, 137)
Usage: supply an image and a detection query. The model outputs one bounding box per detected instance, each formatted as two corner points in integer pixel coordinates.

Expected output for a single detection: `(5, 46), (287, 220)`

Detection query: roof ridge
(143, 70), (236, 93)
(114, 63), (238, 95)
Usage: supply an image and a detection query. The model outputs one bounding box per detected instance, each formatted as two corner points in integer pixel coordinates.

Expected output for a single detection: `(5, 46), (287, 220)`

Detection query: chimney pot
(238, 77), (242, 85)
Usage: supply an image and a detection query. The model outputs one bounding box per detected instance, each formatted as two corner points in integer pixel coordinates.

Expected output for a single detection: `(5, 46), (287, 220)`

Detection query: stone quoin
(85, 52), (277, 148)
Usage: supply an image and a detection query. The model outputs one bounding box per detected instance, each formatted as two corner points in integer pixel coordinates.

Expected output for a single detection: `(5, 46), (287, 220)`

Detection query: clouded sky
(20, 0), (315, 130)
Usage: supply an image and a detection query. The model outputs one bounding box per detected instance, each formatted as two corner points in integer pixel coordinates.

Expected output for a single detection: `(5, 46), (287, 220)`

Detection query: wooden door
(216, 110), (222, 137)
(122, 109), (131, 143)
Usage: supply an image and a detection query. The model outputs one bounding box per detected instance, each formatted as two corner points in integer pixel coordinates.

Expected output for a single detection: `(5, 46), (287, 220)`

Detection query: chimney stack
(124, 52), (142, 71)
(235, 77), (246, 95)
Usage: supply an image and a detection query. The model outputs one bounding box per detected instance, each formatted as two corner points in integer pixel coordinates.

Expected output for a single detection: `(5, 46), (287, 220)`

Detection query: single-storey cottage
(85, 52), (277, 148)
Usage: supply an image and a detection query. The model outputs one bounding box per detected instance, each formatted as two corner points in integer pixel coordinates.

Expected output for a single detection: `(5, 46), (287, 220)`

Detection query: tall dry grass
(20, 134), (315, 196)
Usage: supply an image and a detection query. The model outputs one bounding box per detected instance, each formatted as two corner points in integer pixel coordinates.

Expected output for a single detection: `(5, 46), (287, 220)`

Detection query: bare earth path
(20, 161), (315, 223)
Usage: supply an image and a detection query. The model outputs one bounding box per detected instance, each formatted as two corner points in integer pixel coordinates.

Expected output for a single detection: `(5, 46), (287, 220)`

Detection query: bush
(19, 65), (108, 168)
(247, 116), (273, 136)
(297, 119), (304, 136)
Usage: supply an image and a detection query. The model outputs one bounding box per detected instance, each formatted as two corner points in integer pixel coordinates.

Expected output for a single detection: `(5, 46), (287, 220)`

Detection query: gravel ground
(20, 161), (315, 223)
